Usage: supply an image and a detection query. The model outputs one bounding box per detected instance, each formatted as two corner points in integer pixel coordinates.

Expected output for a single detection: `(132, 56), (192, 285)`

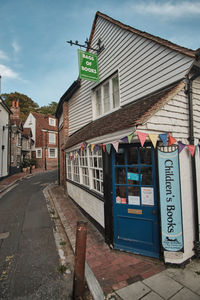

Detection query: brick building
(24, 112), (58, 169)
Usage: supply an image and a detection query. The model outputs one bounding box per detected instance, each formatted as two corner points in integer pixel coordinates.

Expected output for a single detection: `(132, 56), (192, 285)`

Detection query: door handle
(152, 210), (157, 215)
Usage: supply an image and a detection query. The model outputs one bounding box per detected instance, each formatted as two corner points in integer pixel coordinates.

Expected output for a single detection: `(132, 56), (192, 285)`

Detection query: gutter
(186, 70), (200, 256)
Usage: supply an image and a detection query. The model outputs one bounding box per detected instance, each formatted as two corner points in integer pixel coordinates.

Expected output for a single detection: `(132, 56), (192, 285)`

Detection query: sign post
(158, 148), (183, 252)
(78, 49), (99, 82)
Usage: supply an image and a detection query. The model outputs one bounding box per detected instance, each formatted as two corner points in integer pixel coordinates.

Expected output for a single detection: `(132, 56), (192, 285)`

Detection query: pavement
(1, 170), (200, 300)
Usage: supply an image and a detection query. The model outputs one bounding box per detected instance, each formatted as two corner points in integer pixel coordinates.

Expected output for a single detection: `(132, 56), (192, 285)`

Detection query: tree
(2, 92), (39, 122)
(38, 101), (57, 116)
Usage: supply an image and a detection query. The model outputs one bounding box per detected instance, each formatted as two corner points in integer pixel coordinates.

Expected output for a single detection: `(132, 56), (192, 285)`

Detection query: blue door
(112, 145), (160, 258)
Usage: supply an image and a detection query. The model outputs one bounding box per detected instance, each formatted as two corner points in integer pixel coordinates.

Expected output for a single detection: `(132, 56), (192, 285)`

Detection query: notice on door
(128, 196), (140, 205)
(141, 187), (154, 206)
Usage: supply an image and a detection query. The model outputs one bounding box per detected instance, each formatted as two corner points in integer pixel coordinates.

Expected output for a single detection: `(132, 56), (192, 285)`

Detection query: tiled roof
(88, 11), (197, 58)
(22, 127), (32, 137)
(31, 112), (58, 131)
(64, 80), (184, 150)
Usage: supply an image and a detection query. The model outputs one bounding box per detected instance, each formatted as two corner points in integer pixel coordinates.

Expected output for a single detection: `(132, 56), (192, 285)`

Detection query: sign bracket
(67, 38), (104, 54)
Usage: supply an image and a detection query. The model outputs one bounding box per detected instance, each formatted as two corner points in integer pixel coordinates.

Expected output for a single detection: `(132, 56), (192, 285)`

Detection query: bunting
(187, 145), (195, 157)
(128, 131), (135, 143)
(149, 134), (158, 148)
(159, 133), (168, 146)
(112, 141), (119, 153)
(91, 144), (95, 152)
(137, 131), (147, 147)
(106, 144), (112, 154)
(178, 141), (186, 154)
(168, 134), (177, 146)
(121, 136), (129, 143)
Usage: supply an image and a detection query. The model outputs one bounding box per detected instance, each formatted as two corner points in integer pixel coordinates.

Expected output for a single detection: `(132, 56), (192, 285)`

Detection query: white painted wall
(24, 113), (36, 149)
(0, 103), (9, 177)
(67, 181), (105, 228)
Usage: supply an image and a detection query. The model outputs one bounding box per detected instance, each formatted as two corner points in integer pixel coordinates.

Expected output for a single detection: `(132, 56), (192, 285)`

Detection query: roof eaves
(56, 79), (81, 118)
(93, 11), (196, 58)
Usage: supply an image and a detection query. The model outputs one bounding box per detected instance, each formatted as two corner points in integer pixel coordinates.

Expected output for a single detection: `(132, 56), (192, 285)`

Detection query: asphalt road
(0, 170), (72, 300)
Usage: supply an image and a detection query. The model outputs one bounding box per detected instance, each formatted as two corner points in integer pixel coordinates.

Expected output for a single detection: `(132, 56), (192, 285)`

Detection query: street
(0, 170), (72, 300)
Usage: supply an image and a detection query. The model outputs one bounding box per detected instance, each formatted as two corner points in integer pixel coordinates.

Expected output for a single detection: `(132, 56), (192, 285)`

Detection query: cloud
(0, 64), (19, 79)
(0, 50), (9, 61)
(12, 41), (21, 53)
(133, 1), (200, 18)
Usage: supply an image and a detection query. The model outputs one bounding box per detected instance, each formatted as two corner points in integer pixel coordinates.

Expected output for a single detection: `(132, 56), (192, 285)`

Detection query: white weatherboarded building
(56, 12), (200, 264)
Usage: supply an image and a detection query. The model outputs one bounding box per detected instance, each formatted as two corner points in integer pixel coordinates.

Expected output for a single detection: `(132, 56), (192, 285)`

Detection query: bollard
(73, 221), (88, 299)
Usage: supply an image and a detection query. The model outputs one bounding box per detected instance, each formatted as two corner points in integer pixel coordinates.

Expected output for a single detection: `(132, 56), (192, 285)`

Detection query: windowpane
(141, 167), (153, 185)
(95, 88), (102, 116)
(112, 76), (119, 108)
(140, 147), (152, 165)
(115, 167), (126, 184)
(49, 133), (56, 144)
(103, 82), (110, 113)
(115, 148), (125, 165)
(127, 147), (138, 165)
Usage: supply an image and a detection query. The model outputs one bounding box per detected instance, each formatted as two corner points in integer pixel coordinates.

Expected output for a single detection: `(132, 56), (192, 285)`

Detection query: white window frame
(49, 118), (56, 126)
(48, 148), (57, 158)
(36, 148), (42, 158)
(49, 132), (56, 144)
(65, 148), (103, 195)
(93, 73), (120, 119)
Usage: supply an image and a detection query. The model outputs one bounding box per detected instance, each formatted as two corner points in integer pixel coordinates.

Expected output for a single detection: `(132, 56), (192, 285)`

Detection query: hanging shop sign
(78, 49), (99, 82)
(158, 148), (183, 252)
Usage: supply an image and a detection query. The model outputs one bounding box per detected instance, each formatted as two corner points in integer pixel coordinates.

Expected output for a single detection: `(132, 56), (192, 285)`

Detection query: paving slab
(143, 271), (182, 299)
(142, 291), (163, 300)
(170, 287), (200, 300)
(116, 281), (150, 300)
(165, 267), (200, 295)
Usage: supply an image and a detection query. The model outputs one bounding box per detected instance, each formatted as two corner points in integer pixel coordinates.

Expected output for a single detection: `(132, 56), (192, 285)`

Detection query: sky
(0, 0), (200, 107)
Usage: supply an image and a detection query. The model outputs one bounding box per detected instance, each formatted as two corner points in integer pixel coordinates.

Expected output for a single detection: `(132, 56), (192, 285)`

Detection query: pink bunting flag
(102, 144), (106, 152)
(137, 131), (147, 147)
(149, 134), (158, 148)
(168, 134), (177, 146)
(112, 141), (119, 152)
(187, 145), (195, 157)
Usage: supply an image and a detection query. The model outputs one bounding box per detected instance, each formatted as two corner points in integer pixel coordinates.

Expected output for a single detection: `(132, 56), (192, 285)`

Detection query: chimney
(10, 99), (20, 119)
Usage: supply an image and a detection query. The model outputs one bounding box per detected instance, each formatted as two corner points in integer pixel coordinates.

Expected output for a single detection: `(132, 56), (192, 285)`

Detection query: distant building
(24, 112), (58, 169)
(0, 97), (12, 178)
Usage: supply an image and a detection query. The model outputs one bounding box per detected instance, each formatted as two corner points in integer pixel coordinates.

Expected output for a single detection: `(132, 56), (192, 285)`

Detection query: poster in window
(141, 187), (154, 206)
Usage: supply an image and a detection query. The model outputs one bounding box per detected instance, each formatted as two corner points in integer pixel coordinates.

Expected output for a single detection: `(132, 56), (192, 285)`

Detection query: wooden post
(73, 221), (87, 299)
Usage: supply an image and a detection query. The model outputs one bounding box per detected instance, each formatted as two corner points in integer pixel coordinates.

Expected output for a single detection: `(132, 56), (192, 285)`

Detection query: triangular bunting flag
(94, 145), (99, 153)
(149, 134), (158, 148)
(121, 136), (129, 143)
(128, 131), (135, 143)
(112, 141), (119, 153)
(91, 144), (95, 152)
(178, 141), (186, 154)
(87, 143), (91, 148)
(187, 145), (195, 157)
(137, 131), (147, 147)
(159, 133), (168, 146)
(102, 144), (106, 152)
(106, 144), (112, 154)
(168, 134), (177, 146)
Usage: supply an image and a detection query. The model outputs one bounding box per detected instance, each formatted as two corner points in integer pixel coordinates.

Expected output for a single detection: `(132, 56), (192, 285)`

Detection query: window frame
(49, 132), (56, 144)
(48, 148), (57, 158)
(66, 148), (103, 195)
(36, 148), (42, 158)
(49, 118), (56, 126)
(93, 73), (120, 119)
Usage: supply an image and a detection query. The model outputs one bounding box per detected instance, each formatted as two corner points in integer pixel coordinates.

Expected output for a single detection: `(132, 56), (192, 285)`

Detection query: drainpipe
(186, 70), (200, 256)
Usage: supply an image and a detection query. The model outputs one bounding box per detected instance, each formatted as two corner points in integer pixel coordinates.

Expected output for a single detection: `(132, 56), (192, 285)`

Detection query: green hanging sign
(78, 49), (99, 82)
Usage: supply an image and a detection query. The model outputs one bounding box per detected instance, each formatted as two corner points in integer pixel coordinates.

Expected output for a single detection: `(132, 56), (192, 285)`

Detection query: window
(48, 148), (57, 158)
(49, 132), (56, 144)
(88, 148), (103, 194)
(49, 118), (56, 126)
(80, 149), (89, 187)
(93, 73), (120, 118)
(36, 149), (42, 158)
(18, 134), (22, 146)
(66, 148), (103, 195)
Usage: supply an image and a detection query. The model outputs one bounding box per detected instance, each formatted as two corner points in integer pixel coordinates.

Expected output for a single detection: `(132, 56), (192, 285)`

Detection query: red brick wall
(58, 101), (69, 185)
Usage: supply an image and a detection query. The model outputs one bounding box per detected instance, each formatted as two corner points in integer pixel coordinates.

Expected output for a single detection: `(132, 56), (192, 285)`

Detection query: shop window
(66, 148), (103, 195)
(80, 149), (90, 187)
(93, 73), (120, 118)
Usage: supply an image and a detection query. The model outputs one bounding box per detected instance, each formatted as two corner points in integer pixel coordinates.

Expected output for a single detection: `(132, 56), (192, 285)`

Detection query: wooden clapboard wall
(68, 15), (194, 136)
